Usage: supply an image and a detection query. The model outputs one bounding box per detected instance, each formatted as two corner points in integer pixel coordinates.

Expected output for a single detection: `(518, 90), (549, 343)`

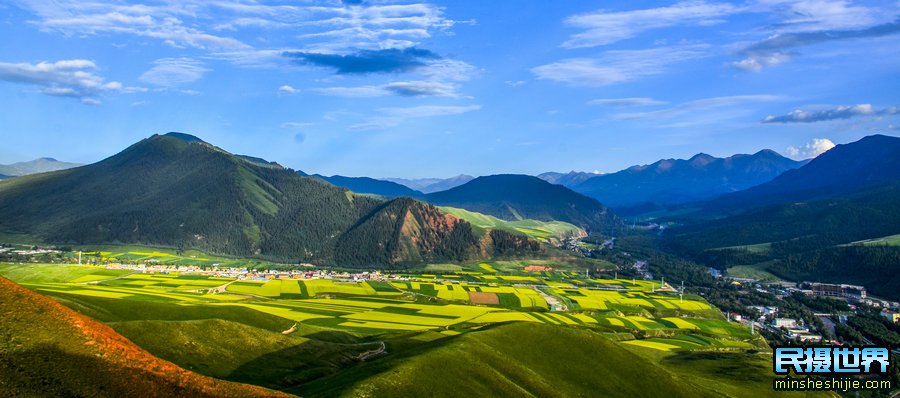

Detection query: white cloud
(280, 122), (313, 129)
(762, 104), (898, 123)
(139, 58), (209, 87)
(316, 81), (458, 97)
(785, 138), (836, 159)
(617, 95), (784, 120)
(731, 0), (899, 71)
(588, 97), (667, 107)
(532, 45), (709, 87)
(351, 104), (481, 130)
(0, 59), (136, 103)
(278, 85), (299, 94)
(562, 1), (741, 48)
(731, 52), (791, 72)
(759, 0), (886, 33)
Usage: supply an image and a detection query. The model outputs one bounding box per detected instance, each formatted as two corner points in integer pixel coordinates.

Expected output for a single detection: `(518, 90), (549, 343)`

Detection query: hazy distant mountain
(385, 175), (475, 193)
(537, 171), (601, 188)
(424, 174), (619, 232)
(0, 157), (82, 177)
(703, 135), (900, 212)
(0, 132), (536, 266)
(571, 150), (806, 209)
(314, 175), (423, 197)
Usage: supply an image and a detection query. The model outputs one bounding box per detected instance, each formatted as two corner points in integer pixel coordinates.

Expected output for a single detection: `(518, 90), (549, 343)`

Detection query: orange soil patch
(468, 291), (500, 305)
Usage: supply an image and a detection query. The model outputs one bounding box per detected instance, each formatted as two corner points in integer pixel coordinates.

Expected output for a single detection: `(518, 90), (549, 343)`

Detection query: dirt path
(354, 341), (386, 361)
(533, 287), (567, 312)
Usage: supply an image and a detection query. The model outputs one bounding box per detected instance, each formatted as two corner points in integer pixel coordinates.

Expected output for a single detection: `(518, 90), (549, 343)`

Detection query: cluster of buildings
(103, 262), (399, 282)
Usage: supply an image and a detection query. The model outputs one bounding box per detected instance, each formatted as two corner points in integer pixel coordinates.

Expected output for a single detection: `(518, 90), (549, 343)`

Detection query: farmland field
(0, 262), (776, 397)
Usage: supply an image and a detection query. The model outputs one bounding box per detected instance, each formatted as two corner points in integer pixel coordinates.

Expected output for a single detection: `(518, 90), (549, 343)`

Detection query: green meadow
(1, 263), (808, 397)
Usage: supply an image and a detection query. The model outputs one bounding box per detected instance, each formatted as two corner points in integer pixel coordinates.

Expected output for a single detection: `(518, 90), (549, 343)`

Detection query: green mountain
(0, 157), (82, 177)
(0, 275), (291, 397)
(0, 133), (537, 266)
(424, 174), (620, 232)
(334, 198), (541, 267)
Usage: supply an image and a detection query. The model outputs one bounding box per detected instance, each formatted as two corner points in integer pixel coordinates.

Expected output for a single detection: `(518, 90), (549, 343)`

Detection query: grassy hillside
(299, 322), (788, 398)
(0, 276), (291, 397)
(439, 206), (585, 243)
(334, 198), (543, 267)
(425, 174), (621, 232)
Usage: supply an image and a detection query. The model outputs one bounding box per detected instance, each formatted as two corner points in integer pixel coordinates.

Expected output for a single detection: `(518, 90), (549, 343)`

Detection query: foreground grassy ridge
(0, 276), (291, 397)
(0, 263), (794, 396)
(299, 322), (712, 398)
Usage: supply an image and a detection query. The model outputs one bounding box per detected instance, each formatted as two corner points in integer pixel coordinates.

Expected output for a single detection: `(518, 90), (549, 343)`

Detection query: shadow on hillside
(0, 344), (232, 398)
(226, 330), (384, 391)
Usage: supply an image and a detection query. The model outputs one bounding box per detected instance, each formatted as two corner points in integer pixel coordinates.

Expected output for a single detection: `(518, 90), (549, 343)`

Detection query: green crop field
(0, 263), (789, 397)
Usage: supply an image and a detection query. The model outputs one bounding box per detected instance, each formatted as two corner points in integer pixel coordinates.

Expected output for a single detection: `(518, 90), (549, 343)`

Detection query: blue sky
(0, 0), (898, 178)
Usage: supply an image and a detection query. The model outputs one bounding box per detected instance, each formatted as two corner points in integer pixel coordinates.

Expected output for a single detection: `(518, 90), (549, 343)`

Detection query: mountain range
(0, 133), (545, 267)
(384, 175), (475, 193)
(537, 171), (602, 187)
(702, 135), (900, 213)
(0, 157), (81, 178)
(563, 150), (807, 210)
(313, 174), (423, 197)
(666, 134), (900, 299)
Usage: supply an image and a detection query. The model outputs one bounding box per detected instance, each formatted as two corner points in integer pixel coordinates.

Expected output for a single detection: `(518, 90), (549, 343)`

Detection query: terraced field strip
(26, 282), (209, 302)
(478, 263), (497, 273)
(622, 340), (683, 351)
(208, 302), (332, 323)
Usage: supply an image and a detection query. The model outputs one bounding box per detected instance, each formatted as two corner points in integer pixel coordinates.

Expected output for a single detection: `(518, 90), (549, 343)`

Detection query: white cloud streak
(316, 81), (458, 97)
(532, 45), (710, 87)
(351, 104), (481, 130)
(563, 1), (740, 48)
(762, 104), (899, 123)
(616, 95), (784, 120)
(139, 58), (210, 87)
(588, 97), (667, 107)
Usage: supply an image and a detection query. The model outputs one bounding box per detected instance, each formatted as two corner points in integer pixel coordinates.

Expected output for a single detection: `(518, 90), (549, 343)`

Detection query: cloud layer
(139, 58), (210, 87)
(0, 59), (138, 104)
(532, 45), (709, 87)
(562, 1), (739, 48)
(283, 47), (440, 75)
(762, 104), (899, 123)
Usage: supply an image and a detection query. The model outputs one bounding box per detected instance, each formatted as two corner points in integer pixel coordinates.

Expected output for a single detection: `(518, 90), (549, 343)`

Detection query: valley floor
(0, 262), (834, 397)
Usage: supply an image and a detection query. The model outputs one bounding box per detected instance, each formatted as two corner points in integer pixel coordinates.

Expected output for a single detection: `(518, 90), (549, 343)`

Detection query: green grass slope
(299, 322), (712, 398)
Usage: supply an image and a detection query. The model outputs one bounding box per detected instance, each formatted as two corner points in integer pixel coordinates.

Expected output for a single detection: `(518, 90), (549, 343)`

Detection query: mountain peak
(753, 149), (781, 157)
(162, 132), (205, 143)
(37, 157), (58, 162)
